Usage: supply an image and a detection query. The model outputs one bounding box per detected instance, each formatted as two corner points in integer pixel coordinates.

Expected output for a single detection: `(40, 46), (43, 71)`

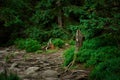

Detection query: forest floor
(0, 46), (90, 80)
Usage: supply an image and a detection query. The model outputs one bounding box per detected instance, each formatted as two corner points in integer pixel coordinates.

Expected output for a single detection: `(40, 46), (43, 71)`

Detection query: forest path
(0, 46), (89, 80)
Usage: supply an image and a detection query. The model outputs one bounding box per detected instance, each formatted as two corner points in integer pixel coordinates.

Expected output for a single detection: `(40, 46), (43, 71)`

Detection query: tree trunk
(75, 30), (83, 51)
(57, 0), (62, 27)
(58, 10), (62, 27)
(65, 30), (84, 71)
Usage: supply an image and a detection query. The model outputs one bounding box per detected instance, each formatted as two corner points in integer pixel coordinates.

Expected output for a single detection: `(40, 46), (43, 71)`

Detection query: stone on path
(45, 77), (60, 80)
(25, 67), (39, 75)
(10, 62), (18, 69)
(0, 69), (4, 74)
(0, 47), (89, 80)
(42, 70), (59, 78)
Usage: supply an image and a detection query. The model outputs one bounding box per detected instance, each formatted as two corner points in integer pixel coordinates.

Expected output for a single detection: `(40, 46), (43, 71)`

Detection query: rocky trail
(0, 46), (90, 80)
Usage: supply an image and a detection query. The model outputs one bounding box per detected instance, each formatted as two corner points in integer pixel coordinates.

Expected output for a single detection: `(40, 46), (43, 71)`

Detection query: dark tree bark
(57, 0), (62, 27)
(58, 10), (62, 27)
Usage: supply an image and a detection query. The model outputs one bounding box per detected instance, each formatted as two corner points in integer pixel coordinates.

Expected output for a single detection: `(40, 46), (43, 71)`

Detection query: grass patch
(0, 72), (21, 80)
(46, 49), (58, 54)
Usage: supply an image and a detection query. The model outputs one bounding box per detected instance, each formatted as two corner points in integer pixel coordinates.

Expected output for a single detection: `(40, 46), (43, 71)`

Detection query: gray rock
(0, 69), (4, 74)
(9, 68), (20, 73)
(44, 67), (51, 69)
(25, 67), (39, 75)
(43, 63), (50, 66)
(23, 79), (29, 80)
(10, 62), (18, 69)
(72, 70), (90, 74)
(0, 50), (7, 54)
(42, 70), (58, 78)
(45, 77), (59, 80)
(5, 48), (11, 51)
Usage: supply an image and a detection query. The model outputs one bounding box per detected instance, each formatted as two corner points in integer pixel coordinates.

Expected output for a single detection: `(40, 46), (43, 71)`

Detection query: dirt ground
(0, 46), (90, 80)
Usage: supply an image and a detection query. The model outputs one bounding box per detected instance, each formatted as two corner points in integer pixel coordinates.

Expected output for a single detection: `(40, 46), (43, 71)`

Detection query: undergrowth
(63, 33), (120, 80)
(15, 38), (41, 52)
(63, 46), (75, 66)
(77, 34), (120, 80)
(90, 58), (120, 80)
(0, 72), (20, 80)
(52, 38), (65, 48)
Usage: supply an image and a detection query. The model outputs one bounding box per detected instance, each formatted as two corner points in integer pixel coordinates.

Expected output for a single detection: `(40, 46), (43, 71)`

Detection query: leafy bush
(0, 72), (20, 80)
(86, 46), (120, 67)
(69, 39), (75, 45)
(63, 46), (75, 66)
(66, 25), (80, 37)
(77, 38), (120, 66)
(52, 38), (65, 48)
(14, 39), (26, 49)
(77, 33), (120, 79)
(77, 49), (94, 63)
(90, 58), (120, 80)
(25, 27), (41, 41)
(15, 38), (41, 52)
(25, 39), (41, 52)
(51, 24), (69, 40)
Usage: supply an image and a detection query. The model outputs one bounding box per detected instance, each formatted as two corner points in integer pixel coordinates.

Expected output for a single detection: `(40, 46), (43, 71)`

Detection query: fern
(63, 46), (75, 66)
(90, 58), (120, 80)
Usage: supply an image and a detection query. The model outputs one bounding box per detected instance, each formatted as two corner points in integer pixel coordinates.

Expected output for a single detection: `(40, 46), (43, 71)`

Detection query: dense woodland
(0, 0), (120, 80)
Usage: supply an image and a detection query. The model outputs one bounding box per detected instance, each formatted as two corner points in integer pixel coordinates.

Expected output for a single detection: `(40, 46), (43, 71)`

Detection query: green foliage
(66, 25), (80, 37)
(77, 34), (120, 79)
(25, 39), (41, 52)
(25, 27), (41, 41)
(86, 46), (120, 66)
(77, 34), (120, 65)
(15, 38), (41, 52)
(77, 49), (94, 63)
(46, 49), (58, 54)
(63, 46), (75, 66)
(0, 72), (20, 80)
(35, 50), (43, 54)
(90, 58), (120, 80)
(14, 39), (25, 49)
(51, 24), (69, 40)
(52, 38), (65, 48)
(69, 39), (75, 45)
(0, 0), (120, 80)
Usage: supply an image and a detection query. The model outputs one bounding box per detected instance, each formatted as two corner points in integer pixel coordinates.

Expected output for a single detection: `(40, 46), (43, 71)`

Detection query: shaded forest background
(0, 0), (120, 80)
